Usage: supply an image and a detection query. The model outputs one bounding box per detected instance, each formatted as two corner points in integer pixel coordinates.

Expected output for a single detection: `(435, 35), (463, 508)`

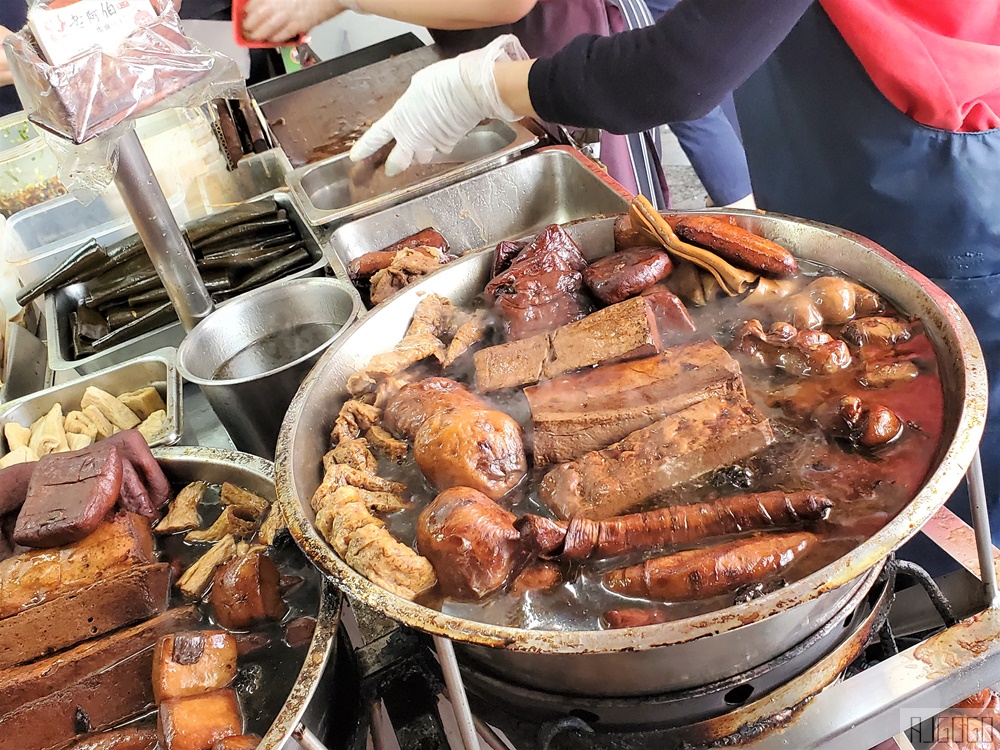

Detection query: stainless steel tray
(45, 192), (352, 374)
(0, 346), (182, 456)
(324, 148), (629, 296)
(0, 322), (48, 404)
(288, 120), (539, 227)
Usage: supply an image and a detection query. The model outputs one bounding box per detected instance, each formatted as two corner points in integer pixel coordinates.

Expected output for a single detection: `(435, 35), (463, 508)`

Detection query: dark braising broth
(371, 259), (943, 630)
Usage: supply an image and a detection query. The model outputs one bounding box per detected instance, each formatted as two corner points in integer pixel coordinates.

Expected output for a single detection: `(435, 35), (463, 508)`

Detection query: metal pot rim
(276, 210), (987, 654)
(154, 445), (341, 748)
(176, 277), (363, 387)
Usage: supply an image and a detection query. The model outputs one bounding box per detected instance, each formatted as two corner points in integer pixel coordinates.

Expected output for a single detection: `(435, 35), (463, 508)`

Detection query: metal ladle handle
(114, 128), (214, 330)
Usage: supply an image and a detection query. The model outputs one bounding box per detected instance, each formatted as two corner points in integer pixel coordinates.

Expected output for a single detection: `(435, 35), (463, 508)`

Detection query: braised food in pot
(0, 437), (319, 750)
(311, 207), (944, 630)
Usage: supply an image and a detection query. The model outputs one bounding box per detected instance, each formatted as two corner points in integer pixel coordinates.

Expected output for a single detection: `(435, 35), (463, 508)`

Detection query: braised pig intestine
(769, 276), (882, 329)
(385, 377), (527, 500)
(734, 319), (852, 376)
(417, 487), (526, 600)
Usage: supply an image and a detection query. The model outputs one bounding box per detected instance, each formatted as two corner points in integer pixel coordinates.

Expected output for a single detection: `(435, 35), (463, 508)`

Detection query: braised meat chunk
(540, 395), (776, 520)
(486, 224), (591, 340)
(415, 409), (527, 500)
(417, 487), (526, 600)
(583, 247), (673, 304)
(525, 341), (745, 465)
(14, 444), (124, 548)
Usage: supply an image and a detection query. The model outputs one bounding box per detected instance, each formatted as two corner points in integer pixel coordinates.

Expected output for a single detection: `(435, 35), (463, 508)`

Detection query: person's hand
(242, 0), (345, 43)
(350, 36), (529, 177)
(0, 27), (13, 88)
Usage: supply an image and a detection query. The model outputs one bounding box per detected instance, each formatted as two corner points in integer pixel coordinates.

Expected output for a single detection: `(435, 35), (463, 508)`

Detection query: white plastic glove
(349, 35), (529, 177)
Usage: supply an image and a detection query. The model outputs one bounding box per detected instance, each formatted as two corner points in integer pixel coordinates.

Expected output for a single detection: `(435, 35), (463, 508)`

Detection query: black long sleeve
(528, 0), (815, 134)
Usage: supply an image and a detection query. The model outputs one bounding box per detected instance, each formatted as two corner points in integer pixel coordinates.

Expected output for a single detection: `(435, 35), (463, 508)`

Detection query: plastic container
(0, 112), (42, 155)
(2, 169), (189, 287)
(0, 113), (67, 219)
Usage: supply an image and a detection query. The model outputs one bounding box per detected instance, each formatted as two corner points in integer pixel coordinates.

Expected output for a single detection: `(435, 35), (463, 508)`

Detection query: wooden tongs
(629, 196), (759, 296)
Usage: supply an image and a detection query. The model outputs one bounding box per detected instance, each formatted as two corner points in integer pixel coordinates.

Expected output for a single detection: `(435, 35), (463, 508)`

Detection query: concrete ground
(660, 126), (710, 210)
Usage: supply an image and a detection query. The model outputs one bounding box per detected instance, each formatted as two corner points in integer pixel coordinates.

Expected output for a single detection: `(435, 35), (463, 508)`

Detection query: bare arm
(243, 0), (538, 42)
(494, 59), (537, 119)
(351, 0), (538, 29)
(0, 27), (13, 88)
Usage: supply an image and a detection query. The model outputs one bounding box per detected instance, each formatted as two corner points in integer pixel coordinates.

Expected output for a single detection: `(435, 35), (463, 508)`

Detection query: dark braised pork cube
(210, 549), (288, 630)
(157, 688), (243, 750)
(153, 631), (239, 703)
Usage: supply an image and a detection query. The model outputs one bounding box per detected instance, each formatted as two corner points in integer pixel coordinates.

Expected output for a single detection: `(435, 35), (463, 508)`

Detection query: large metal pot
(154, 446), (343, 747)
(275, 212), (987, 697)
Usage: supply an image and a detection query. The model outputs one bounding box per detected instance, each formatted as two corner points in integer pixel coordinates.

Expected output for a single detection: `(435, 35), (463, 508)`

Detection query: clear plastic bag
(3, 0), (246, 200)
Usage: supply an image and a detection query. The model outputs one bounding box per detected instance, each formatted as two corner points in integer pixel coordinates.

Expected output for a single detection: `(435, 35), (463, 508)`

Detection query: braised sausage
(518, 491), (831, 560)
(603, 532), (816, 601)
(583, 247), (673, 304)
(349, 229), (450, 280)
(673, 216), (799, 276)
(603, 607), (671, 629)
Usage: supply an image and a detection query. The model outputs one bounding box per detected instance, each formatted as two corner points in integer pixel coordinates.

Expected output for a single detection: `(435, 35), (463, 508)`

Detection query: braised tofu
(0, 512), (155, 618)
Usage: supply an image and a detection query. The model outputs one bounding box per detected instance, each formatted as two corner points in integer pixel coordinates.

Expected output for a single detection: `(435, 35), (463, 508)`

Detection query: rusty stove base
(452, 566), (893, 749)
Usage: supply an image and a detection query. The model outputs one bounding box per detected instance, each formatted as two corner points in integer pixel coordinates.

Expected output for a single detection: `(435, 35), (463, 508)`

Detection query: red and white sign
(28, 0), (157, 67)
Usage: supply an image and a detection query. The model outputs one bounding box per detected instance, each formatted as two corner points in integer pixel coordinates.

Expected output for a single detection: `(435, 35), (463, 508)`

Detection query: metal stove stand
(342, 450), (1000, 750)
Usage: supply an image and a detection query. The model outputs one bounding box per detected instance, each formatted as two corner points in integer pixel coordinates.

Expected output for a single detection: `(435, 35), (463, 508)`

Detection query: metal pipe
(292, 724), (331, 750)
(441, 688), (509, 750)
(966, 449), (999, 606)
(434, 636), (480, 750)
(113, 128), (213, 330)
(369, 701), (390, 750)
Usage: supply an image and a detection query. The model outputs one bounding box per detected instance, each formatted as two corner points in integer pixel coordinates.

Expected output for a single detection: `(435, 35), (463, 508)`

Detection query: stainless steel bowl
(0, 347), (182, 456)
(275, 212), (986, 696)
(177, 277), (362, 460)
(153, 446), (341, 749)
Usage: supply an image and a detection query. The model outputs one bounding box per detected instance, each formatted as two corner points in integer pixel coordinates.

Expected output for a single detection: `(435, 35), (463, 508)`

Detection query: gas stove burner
(457, 564), (895, 749)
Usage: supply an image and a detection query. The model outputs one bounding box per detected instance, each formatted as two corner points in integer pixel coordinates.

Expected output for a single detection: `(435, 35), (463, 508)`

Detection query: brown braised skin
(417, 487), (527, 600)
(414, 408), (527, 500)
